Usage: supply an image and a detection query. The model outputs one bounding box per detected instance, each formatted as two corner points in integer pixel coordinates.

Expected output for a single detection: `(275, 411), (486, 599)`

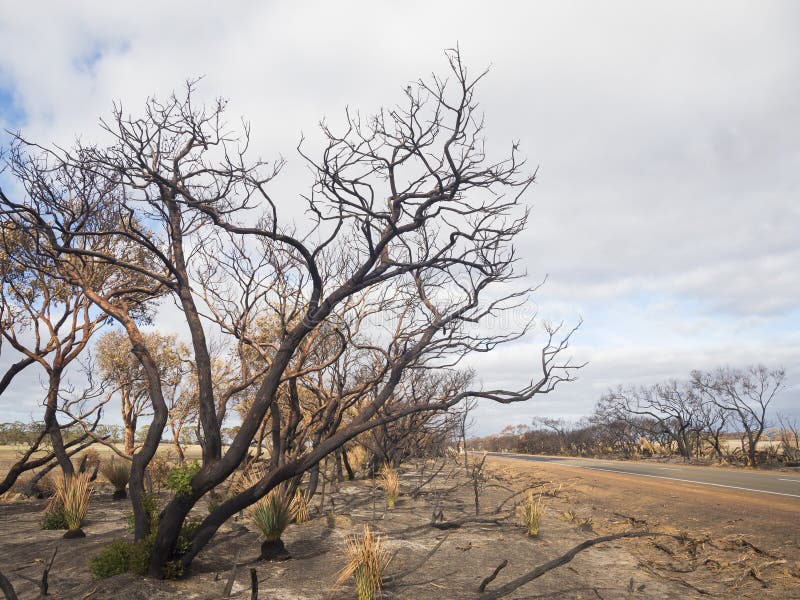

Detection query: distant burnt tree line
(470, 365), (797, 467)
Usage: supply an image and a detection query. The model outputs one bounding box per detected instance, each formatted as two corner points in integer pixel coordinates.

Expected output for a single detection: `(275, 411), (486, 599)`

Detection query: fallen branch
(480, 531), (684, 599)
(223, 549), (242, 598)
(41, 545), (58, 595)
(383, 534), (450, 585)
(0, 572), (19, 600)
(478, 560), (508, 593)
(432, 515), (511, 530)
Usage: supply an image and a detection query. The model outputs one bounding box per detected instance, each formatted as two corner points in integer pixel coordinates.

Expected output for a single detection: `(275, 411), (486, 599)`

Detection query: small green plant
(290, 489), (309, 524)
(380, 465), (400, 509)
(89, 539), (133, 579)
(250, 489), (292, 541)
(335, 525), (390, 600)
(521, 491), (544, 537)
(126, 491), (162, 533)
(167, 460), (201, 496)
(42, 506), (68, 530)
(147, 453), (174, 491)
(100, 459), (131, 498)
(91, 519), (198, 580)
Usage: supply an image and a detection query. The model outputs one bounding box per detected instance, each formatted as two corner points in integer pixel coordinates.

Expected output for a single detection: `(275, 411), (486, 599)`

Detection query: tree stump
(62, 528), (86, 539)
(259, 539), (290, 561)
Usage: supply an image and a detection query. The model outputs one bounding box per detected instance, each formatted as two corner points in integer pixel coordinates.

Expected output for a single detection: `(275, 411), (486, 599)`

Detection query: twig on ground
(41, 545), (58, 595)
(223, 549), (242, 598)
(478, 560), (508, 593)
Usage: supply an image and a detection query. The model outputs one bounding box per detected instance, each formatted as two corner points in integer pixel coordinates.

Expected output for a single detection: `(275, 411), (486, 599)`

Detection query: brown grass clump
(346, 445), (370, 472)
(521, 491), (544, 537)
(100, 459), (131, 493)
(290, 489), (309, 524)
(52, 471), (93, 531)
(336, 525), (390, 600)
(380, 465), (400, 509)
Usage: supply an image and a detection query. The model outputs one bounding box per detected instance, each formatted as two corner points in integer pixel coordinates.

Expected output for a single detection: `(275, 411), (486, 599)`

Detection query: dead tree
(692, 365), (785, 466)
(0, 221), (109, 479)
(0, 49), (583, 577)
(597, 380), (703, 461)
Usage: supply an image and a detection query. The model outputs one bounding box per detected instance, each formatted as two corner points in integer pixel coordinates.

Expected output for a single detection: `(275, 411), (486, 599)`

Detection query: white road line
(778, 478), (800, 483)
(581, 466), (800, 499)
(659, 467), (681, 471)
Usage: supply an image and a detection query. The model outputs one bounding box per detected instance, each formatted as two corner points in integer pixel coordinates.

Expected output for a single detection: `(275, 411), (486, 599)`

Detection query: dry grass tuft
(52, 471), (93, 531)
(100, 459), (131, 491)
(521, 491), (544, 537)
(290, 489), (309, 524)
(380, 464), (400, 509)
(346, 445), (370, 472)
(336, 525), (390, 600)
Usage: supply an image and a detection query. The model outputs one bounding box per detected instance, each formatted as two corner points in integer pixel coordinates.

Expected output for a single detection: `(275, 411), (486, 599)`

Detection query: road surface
(487, 452), (800, 500)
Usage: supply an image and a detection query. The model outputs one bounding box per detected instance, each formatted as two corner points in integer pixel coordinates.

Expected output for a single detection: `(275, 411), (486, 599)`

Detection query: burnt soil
(1, 457), (798, 599)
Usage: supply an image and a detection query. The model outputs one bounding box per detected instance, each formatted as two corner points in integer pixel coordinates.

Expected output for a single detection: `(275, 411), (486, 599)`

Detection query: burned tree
(0, 218), (109, 483)
(692, 365), (785, 466)
(597, 380), (703, 461)
(0, 49), (581, 576)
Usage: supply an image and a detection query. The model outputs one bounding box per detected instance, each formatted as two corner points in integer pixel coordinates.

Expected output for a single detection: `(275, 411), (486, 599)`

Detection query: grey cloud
(1, 1), (797, 433)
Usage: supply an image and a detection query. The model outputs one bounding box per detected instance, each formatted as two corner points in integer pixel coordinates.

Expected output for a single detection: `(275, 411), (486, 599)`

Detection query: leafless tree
(0, 219), (110, 479)
(597, 380), (703, 461)
(692, 365), (786, 466)
(0, 49), (582, 576)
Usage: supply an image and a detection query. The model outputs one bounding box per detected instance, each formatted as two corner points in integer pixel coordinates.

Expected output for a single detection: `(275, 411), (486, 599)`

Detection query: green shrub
(126, 492), (162, 534)
(128, 534), (156, 575)
(92, 519), (200, 580)
(42, 507), (68, 530)
(176, 518), (201, 555)
(90, 540), (133, 579)
(166, 460), (200, 496)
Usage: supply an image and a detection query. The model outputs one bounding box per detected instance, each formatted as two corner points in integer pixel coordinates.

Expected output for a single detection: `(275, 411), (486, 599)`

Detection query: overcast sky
(0, 1), (798, 435)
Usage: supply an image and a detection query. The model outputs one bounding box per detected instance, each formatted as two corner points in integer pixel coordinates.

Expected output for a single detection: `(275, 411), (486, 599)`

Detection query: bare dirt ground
(1, 456), (799, 599)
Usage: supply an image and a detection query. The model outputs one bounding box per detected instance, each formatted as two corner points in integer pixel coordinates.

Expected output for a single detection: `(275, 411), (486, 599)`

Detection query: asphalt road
(487, 452), (800, 500)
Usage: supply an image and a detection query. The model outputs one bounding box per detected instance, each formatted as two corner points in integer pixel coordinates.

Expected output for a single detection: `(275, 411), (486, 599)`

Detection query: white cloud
(1, 1), (798, 432)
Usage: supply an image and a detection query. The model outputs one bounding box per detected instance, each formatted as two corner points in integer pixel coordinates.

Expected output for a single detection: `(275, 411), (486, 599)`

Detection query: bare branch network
(0, 49), (582, 576)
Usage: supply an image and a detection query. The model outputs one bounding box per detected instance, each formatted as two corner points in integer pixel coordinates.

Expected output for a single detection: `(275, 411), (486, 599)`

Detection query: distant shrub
(290, 489), (309, 524)
(100, 459), (131, 494)
(380, 465), (400, 509)
(146, 452), (175, 491)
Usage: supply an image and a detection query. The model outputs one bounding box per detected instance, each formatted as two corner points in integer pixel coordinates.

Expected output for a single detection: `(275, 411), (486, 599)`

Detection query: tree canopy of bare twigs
(0, 49), (582, 577)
